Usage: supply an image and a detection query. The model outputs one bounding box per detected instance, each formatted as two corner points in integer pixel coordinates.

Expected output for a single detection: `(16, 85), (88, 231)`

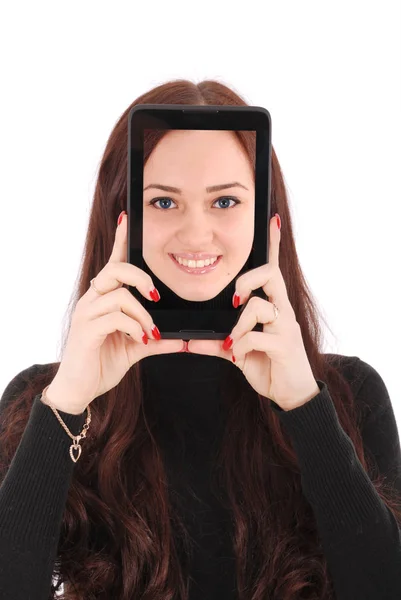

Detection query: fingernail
(275, 213), (281, 230)
(232, 292), (240, 308)
(222, 335), (233, 351)
(152, 325), (161, 340)
(150, 288), (161, 302)
(232, 354), (236, 363)
(142, 331), (148, 345)
(117, 211), (126, 226)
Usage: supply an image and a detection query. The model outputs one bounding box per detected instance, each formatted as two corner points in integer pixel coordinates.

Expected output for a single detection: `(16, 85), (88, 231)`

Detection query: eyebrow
(143, 182), (249, 194)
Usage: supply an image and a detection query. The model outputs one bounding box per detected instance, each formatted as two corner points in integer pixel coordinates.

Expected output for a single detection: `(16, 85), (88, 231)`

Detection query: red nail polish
(152, 325), (161, 340)
(142, 331), (148, 345)
(233, 293), (240, 308)
(232, 354), (236, 363)
(150, 288), (160, 302)
(222, 335), (233, 351)
(117, 211), (126, 226)
(275, 213), (281, 230)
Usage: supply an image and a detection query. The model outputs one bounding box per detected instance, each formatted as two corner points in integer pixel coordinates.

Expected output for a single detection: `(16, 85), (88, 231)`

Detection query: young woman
(1, 79), (400, 600)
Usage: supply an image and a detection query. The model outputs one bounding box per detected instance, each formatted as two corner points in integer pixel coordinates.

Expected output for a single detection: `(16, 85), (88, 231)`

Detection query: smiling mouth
(169, 253), (222, 274)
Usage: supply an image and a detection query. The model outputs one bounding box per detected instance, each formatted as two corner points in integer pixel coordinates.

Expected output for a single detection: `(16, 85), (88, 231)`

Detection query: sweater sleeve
(0, 364), (87, 600)
(269, 358), (401, 600)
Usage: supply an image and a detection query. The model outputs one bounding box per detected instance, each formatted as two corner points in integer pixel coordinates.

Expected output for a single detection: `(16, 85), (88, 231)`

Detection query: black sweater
(0, 353), (400, 599)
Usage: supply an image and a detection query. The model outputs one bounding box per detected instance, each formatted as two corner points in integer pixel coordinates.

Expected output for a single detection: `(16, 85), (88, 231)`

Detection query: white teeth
(173, 255), (218, 268)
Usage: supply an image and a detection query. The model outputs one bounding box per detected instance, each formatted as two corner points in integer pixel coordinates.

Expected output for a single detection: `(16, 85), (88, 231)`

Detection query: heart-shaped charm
(70, 443), (82, 463)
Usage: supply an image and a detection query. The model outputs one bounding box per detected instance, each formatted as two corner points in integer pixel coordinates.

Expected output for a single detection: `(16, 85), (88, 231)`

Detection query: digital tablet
(127, 104), (272, 341)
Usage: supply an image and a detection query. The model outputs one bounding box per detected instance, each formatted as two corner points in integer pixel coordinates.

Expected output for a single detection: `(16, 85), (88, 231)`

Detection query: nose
(176, 211), (215, 248)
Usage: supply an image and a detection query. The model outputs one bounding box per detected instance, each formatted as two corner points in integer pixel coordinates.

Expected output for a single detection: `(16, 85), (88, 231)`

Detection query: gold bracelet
(41, 384), (92, 463)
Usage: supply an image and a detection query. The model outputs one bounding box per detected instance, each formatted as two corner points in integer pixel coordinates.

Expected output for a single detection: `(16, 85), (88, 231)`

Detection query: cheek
(223, 226), (252, 249)
(143, 222), (171, 248)
(220, 218), (245, 239)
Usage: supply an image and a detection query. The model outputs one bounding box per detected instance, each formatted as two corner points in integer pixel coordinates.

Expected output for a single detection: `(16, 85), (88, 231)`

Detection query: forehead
(144, 130), (254, 183)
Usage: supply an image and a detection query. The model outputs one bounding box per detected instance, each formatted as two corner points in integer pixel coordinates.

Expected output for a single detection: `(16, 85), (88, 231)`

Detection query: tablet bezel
(127, 104), (272, 340)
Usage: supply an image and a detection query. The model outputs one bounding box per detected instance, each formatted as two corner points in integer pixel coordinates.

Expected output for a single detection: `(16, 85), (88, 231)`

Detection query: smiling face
(143, 129), (255, 301)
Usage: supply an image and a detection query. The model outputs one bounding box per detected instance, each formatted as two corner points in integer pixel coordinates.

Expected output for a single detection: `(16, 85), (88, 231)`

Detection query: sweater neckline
(140, 351), (231, 387)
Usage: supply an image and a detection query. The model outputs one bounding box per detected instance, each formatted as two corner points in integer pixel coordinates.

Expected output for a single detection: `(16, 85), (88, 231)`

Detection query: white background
(1, 0), (400, 430)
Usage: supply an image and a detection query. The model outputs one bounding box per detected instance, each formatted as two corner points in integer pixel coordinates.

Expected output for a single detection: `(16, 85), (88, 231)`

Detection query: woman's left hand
(187, 214), (321, 412)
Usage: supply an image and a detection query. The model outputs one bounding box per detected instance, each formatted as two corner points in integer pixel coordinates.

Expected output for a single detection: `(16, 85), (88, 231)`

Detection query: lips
(169, 253), (222, 273)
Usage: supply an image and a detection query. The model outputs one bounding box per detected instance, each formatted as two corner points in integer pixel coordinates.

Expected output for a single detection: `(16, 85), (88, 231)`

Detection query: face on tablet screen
(142, 129), (255, 301)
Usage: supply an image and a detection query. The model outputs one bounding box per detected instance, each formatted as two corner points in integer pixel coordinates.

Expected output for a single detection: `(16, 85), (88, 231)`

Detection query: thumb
(128, 338), (186, 365)
(146, 338), (187, 357)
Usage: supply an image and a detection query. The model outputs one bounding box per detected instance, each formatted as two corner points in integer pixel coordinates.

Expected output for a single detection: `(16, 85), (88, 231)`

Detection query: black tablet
(127, 104), (272, 341)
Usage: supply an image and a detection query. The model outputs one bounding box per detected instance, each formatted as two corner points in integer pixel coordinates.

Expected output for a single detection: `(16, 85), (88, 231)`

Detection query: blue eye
(148, 196), (241, 210)
(149, 197), (174, 209)
(215, 196), (240, 209)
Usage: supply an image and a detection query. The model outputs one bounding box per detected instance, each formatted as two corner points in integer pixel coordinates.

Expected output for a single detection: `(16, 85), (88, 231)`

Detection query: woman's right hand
(43, 212), (184, 415)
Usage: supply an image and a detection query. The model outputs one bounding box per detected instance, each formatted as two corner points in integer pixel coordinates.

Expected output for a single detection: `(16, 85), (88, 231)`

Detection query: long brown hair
(1, 79), (401, 600)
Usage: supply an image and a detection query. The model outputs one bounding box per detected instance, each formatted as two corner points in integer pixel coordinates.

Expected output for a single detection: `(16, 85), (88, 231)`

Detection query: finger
(234, 215), (286, 308)
(110, 210), (127, 264)
(232, 330), (279, 363)
(226, 296), (277, 350)
(90, 210), (157, 303)
(269, 213), (281, 267)
(107, 212), (159, 302)
(86, 286), (160, 341)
